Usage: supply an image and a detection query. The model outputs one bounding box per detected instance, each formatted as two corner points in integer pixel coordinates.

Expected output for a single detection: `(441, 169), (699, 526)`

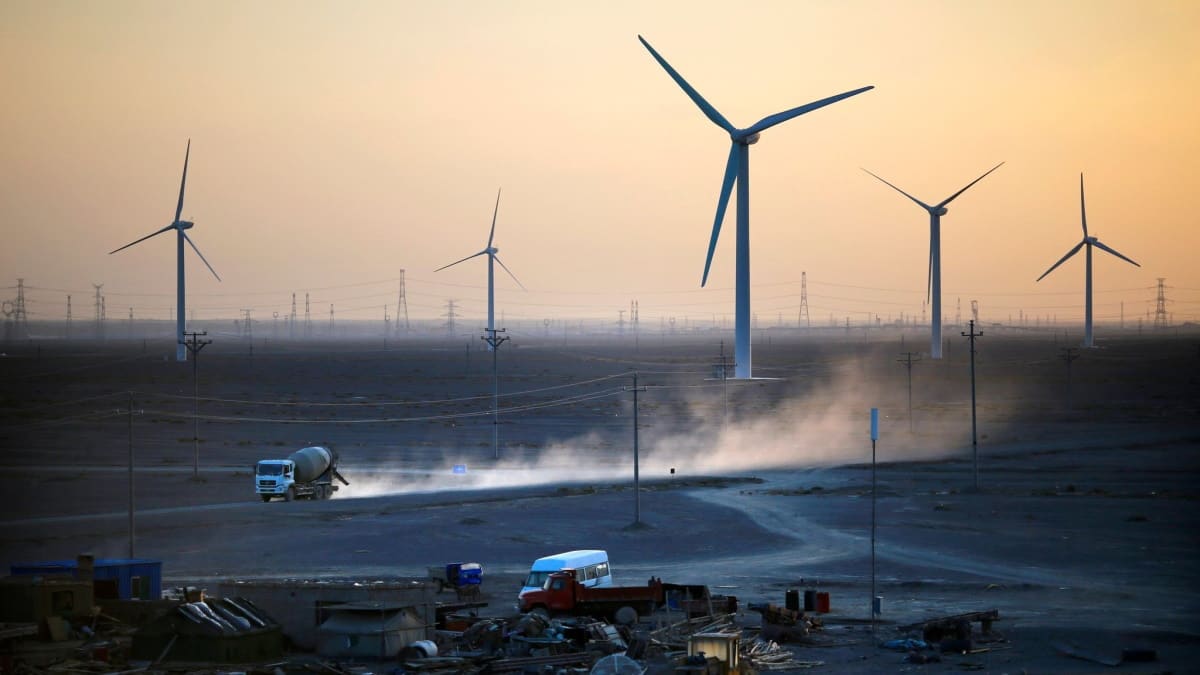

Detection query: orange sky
(2, 0), (1198, 327)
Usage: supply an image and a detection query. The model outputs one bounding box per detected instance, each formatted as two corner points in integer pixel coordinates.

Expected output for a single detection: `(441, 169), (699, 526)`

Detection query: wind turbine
(110, 140), (220, 362)
(434, 188), (524, 342)
(862, 162), (1004, 359)
(1036, 174), (1139, 348)
(639, 35), (873, 379)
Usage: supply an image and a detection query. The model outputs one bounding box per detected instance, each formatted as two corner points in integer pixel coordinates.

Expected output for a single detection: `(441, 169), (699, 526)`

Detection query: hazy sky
(3, 0), (1198, 326)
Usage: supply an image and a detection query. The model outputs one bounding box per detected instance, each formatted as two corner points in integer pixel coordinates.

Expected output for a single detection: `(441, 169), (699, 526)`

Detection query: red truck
(519, 571), (664, 622)
(519, 571), (736, 624)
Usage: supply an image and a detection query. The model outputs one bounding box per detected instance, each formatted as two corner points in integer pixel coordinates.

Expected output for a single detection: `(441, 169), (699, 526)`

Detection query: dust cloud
(342, 354), (974, 499)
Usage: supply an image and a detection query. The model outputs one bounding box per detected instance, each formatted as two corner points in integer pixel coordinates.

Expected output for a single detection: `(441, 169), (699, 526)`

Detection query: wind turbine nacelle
(743, 132), (761, 145)
(178, 220), (195, 230)
(935, 207), (948, 216)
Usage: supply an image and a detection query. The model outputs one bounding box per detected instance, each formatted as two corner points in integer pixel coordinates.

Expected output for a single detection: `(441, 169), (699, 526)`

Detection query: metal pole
(633, 372), (640, 525)
(192, 340), (199, 476)
(128, 390), (135, 558)
(482, 328), (509, 460)
(962, 320), (982, 491)
(869, 408), (879, 634)
(627, 372), (647, 526)
(183, 331), (211, 478)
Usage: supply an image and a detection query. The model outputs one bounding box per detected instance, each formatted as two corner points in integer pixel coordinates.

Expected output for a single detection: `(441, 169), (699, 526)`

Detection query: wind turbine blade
(1092, 239), (1140, 268)
(1079, 173), (1088, 238)
(638, 35), (735, 134)
(1036, 240), (1085, 282)
(488, 188), (501, 248)
(702, 144), (740, 287)
(494, 255), (526, 290)
(861, 168), (932, 211)
(937, 161), (1004, 208)
(175, 139), (191, 223)
(746, 86), (874, 136)
(183, 232), (221, 281)
(434, 251), (486, 273)
(109, 223), (176, 254)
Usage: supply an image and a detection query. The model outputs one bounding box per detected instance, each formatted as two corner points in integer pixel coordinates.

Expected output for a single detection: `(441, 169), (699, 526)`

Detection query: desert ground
(1, 324), (1198, 672)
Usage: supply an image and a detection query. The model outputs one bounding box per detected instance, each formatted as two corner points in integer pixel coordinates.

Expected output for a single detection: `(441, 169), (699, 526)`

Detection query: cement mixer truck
(255, 446), (349, 502)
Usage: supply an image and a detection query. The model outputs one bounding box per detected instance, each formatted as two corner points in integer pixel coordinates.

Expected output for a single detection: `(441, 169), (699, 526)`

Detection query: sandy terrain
(1, 327), (1198, 672)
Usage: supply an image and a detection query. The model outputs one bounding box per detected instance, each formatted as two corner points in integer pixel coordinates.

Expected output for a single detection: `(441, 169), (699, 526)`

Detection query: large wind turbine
(862, 162), (1004, 359)
(435, 189), (524, 341)
(639, 35), (873, 379)
(110, 140), (221, 362)
(1037, 174), (1139, 348)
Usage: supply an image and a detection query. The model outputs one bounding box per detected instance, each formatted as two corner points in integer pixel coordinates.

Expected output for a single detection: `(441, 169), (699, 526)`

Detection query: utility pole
(66, 295), (72, 339)
(896, 352), (921, 432)
(183, 331), (212, 479)
(625, 372), (647, 526)
(123, 391), (142, 558)
(290, 293), (297, 340)
(482, 327), (509, 459)
(870, 407), (879, 633)
(1059, 347), (1080, 408)
(962, 320), (982, 491)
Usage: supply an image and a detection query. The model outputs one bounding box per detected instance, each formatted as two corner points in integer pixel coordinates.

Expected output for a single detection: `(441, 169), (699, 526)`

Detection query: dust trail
(342, 354), (973, 499)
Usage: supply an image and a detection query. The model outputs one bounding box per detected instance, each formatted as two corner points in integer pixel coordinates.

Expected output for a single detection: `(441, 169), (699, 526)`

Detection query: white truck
(255, 446), (349, 502)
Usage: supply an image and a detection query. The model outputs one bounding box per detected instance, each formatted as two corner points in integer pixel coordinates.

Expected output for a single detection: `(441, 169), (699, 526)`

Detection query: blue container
(11, 558), (162, 600)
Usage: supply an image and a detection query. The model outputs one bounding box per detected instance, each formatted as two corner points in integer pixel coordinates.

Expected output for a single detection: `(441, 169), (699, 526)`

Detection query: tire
(260, 495), (271, 503)
(614, 606), (638, 626)
(530, 606), (550, 621)
(284, 486), (295, 502)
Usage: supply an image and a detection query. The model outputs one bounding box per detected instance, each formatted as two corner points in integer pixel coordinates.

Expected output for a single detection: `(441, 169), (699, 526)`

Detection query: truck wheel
(284, 487), (295, 502)
(260, 495), (271, 503)
(614, 606), (638, 626)
(530, 607), (550, 621)
(321, 485), (331, 500)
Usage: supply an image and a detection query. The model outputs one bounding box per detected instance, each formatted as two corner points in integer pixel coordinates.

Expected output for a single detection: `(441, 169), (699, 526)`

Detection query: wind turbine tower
(1036, 174), (1140, 347)
(640, 35), (873, 378)
(862, 162), (1003, 359)
(109, 140), (220, 361)
(435, 189), (525, 348)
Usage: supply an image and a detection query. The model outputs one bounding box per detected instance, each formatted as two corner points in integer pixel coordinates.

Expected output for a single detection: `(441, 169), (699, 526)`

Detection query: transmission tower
(955, 297), (961, 326)
(971, 299), (979, 325)
(290, 293), (297, 339)
(799, 271), (810, 327)
(66, 295), (72, 338)
(618, 309), (626, 334)
(93, 284), (104, 339)
(397, 269), (410, 334)
(1154, 278), (1168, 329)
(444, 299), (458, 334)
(304, 293), (311, 338)
(13, 279), (28, 328)
(329, 304), (335, 334)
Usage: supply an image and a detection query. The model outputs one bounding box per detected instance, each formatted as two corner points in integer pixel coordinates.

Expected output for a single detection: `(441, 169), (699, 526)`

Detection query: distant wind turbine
(639, 35), (873, 379)
(110, 140), (220, 362)
(1036, 174), (1139, 348)
(862, 162), (1004, 359)
(435, 189), (524, 343)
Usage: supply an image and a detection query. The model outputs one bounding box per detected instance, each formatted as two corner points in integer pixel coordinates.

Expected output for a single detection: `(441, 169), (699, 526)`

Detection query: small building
(316, 601), (424, 659)
(10, 557), (161, 601)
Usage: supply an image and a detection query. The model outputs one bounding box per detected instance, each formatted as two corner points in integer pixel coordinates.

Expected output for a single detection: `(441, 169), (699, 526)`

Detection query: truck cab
(256, 460), (296, 501)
